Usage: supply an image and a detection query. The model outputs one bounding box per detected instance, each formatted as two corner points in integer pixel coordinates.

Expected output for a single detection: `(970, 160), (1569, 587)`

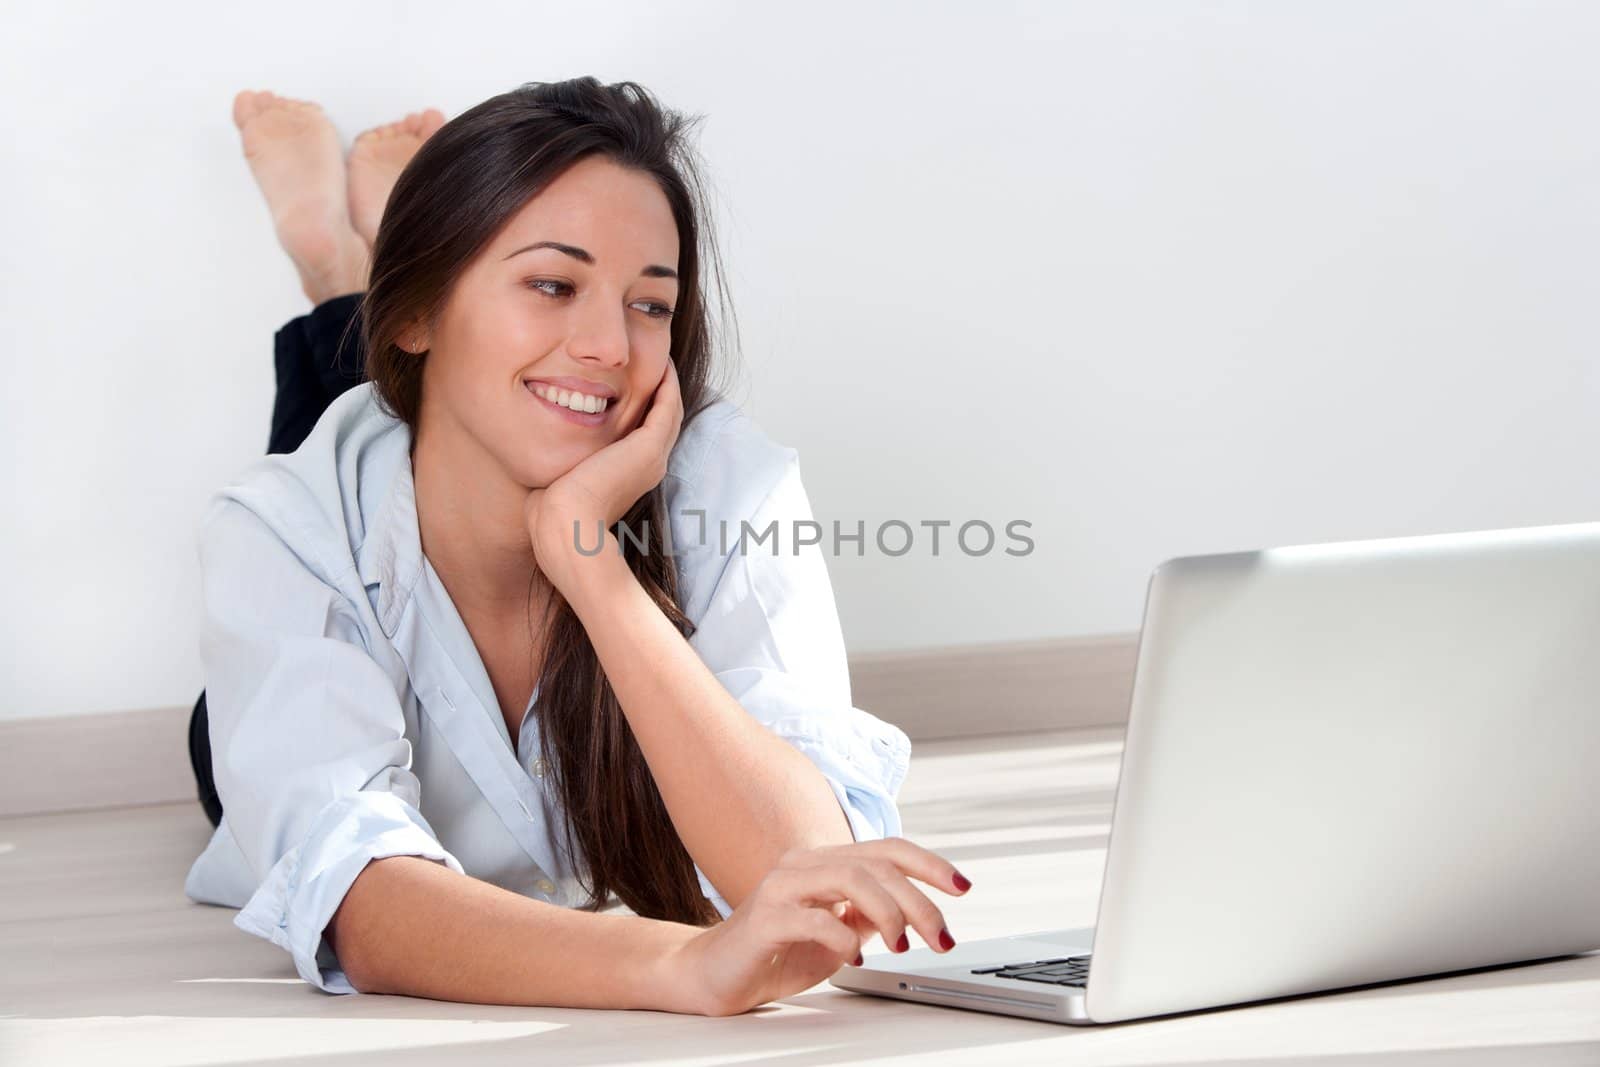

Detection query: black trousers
(188, 293), (369, 828)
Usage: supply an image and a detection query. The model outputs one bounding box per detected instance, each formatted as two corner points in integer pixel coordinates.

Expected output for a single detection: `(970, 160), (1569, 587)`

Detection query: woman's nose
(567, 304), (630, 368)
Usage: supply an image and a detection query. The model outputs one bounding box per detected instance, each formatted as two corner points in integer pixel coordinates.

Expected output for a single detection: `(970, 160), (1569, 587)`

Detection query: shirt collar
(354, 419), (424, 640)
(353, 418), (536, 754)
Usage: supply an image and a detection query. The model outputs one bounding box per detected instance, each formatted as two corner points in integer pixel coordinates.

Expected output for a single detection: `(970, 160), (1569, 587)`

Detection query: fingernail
(939, 927), (956, 951)
(853, 953), (863, 966)
(895, 932), (909, 953)
(952, 871), (972, 892)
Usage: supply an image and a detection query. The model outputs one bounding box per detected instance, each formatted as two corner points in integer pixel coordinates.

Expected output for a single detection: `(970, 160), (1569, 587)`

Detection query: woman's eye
(633, 301), (676, 320)
(525, 279), (572, 298)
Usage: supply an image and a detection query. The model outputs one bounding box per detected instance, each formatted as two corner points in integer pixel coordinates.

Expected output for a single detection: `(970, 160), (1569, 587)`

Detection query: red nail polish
(939, 927), (956, 951)
(895, 932), (909, 953)
(952, 871), (972, 892)
(853, 953), (863, 966)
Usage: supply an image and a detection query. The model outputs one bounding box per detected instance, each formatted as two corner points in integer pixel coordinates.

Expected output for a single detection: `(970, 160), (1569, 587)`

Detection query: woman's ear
(398, 319), (432, 354)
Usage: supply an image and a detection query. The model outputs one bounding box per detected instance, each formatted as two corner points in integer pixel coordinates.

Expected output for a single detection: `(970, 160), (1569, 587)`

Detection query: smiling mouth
(525, 380), (613, 414)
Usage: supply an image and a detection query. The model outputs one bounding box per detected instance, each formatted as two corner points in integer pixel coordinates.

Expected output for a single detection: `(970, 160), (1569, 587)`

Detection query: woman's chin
(507, 452), (597, 491)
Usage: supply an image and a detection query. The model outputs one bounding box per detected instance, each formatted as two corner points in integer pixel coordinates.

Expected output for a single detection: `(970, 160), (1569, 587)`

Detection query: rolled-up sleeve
(673, 432), (913, 916)
(198, 496), (464, 993)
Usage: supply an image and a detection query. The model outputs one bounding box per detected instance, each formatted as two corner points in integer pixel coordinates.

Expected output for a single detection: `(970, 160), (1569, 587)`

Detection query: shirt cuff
(233, 790), (465, 994)
(710, 665), (913, 818)
(691, 723), (915, 921)
(768, 711), (910, 843)
(690, 699), (912, 918)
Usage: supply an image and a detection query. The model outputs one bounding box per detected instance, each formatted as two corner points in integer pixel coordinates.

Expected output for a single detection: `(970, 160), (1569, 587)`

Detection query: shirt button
(534, 878), (555, 895)
(531, 757), (548, 778)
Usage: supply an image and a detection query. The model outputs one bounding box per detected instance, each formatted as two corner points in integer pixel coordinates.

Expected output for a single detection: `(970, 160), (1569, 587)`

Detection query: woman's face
(413, 154), (680, 489)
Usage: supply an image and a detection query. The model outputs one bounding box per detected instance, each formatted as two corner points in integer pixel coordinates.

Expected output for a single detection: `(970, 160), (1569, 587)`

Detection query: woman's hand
(656, 837), (971, 1017)
(523, 357), (683, 591)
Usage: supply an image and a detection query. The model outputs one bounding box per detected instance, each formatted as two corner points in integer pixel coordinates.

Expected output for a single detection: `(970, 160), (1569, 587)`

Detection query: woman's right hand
(657, 837), (972, 1017)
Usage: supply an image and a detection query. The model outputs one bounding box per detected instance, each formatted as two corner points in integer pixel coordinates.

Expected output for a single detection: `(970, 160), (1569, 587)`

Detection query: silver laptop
(831, 520), (1600, 1024)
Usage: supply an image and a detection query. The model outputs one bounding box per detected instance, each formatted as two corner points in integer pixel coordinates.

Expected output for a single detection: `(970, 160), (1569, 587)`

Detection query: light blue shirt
(183, 382), (912, 994)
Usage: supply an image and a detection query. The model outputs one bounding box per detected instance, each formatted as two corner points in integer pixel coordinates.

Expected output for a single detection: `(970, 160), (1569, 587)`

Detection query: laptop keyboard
(969, 954), (1091, 987)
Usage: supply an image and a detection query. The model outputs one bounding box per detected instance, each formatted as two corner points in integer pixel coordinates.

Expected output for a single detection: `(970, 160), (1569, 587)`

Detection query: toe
(232, 89), (262, 128)
(353, 123), (389, 149)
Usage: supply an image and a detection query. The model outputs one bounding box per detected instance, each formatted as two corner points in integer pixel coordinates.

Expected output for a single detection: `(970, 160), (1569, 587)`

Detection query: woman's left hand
(523, 357), (684, 591)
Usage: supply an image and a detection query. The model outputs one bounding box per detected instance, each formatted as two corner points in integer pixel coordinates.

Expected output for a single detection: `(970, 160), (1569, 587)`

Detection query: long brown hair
(360, 77), (738, 926)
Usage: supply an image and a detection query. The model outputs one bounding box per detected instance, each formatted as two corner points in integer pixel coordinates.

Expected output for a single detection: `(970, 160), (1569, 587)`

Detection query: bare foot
(348, 109), (446, 248)
(232, 89), (370, 305)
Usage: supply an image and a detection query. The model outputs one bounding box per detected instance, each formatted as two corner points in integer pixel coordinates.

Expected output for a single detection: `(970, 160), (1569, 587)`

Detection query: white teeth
(530, 382), (610, 413)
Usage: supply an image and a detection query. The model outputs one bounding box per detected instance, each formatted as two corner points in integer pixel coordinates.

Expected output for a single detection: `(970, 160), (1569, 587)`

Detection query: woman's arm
(336, 832), (974, 1019)
(557, 539), (857, 913)
(524, 365), (903, 916)
(328, 855), (702, 1010)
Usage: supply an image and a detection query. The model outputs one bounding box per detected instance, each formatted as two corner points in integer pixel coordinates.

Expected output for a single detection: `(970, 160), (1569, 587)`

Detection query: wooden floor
(2, 726), (1597, 1066)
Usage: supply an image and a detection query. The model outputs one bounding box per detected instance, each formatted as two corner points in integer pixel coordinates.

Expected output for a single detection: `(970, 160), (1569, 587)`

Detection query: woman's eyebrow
(502, 239), (677, 279)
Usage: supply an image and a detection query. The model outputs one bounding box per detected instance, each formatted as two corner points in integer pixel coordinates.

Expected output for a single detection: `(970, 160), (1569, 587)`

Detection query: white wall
(4, 1), (1597, 720)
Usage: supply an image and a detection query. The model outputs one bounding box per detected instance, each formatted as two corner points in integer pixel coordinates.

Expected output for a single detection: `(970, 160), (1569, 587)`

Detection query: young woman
(183, 77), (971, 1016)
